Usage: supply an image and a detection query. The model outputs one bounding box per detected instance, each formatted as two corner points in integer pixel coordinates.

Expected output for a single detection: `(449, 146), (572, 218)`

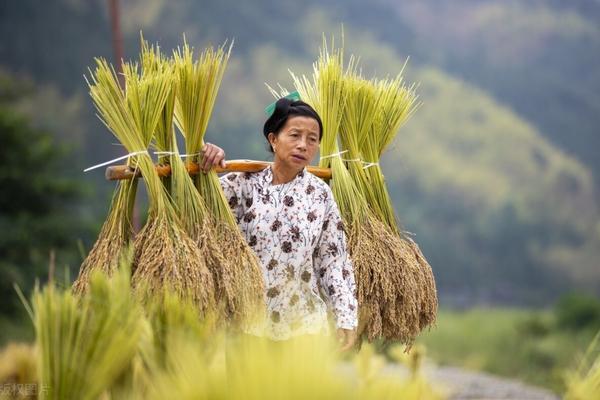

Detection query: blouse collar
(263, 165), (308, 187)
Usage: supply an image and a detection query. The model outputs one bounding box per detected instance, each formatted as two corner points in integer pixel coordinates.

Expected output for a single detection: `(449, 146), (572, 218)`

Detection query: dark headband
(262, 98), (323, 140)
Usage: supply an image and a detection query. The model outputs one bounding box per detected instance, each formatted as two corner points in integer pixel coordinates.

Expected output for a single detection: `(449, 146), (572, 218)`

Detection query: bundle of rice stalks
(337, 71), (437, 337)
(21, 262), (144, 400)
(73, 57), (143, 292)
(72, 174), (138, 294)
(142, 38), (241, 325)
(364, 74), (438, 333)
(86, 57), (215, 312)
(286, 40), (421, 344)
(172, 40), (264, 326)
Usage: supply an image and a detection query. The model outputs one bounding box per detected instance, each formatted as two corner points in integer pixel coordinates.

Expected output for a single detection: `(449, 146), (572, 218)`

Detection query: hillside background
(1, 0), (599, 311)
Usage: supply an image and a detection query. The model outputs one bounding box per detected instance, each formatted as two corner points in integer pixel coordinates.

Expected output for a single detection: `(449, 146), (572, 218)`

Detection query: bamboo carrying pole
(105, 159), (332, 180)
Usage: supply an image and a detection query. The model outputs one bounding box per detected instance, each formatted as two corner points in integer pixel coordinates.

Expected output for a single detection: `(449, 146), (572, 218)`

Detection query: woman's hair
(262, 98), (323, 152)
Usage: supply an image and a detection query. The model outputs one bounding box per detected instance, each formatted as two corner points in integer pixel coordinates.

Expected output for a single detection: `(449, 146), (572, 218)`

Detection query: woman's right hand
(200, 142), (226, 172)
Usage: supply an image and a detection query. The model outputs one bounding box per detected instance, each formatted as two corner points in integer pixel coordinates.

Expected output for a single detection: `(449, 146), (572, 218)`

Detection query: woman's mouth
(291, 154), (307, 161)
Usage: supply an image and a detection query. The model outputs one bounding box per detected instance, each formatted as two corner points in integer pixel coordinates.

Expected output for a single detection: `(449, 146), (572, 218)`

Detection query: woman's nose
(297, 137), (308, 151)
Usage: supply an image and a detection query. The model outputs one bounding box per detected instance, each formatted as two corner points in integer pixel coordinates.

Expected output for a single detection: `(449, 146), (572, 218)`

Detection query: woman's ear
(267, 132), (277, 150)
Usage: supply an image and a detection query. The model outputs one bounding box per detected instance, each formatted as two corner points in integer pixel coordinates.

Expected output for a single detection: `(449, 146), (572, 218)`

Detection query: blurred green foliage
(556, 294), (600, 332)
(418, 295), (600, 393)
(0, 72), (90, 320)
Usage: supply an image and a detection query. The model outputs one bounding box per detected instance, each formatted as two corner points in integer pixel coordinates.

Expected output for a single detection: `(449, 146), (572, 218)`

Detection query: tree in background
(0, 71), (89, 317)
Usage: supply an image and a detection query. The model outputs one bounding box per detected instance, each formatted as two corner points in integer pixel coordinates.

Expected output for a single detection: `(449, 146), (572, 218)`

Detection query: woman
(201, 98), (357, 350)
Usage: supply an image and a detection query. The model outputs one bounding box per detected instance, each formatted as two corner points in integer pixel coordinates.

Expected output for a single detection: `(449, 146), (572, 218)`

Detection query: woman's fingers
(336, 329), (345, 345)
(213, 148), (225, 169)
(202, 145), (216, 171)
(337, 328), (357, 351)
(340, 334), (353, 351)
(200, 143), (226, 172)
(200, 144), (209, 171)
(207, 144), (218, 171)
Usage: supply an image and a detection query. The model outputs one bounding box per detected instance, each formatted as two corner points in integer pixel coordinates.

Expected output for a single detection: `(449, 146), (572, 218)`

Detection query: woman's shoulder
(220, 169), (267, 195)
(304, 168), (329, 187)
(305, 171), (334, 199)
(220, 170), (262, 184)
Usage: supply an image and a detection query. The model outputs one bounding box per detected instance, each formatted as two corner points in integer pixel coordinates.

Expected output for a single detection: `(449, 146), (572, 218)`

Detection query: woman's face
(268, 115), (320, 171)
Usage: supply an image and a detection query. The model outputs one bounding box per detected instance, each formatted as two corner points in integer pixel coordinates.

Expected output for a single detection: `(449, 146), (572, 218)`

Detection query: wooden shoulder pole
(105, 160), (332, 180)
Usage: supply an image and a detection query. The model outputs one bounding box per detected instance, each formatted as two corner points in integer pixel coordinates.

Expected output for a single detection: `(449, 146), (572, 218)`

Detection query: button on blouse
(220, 166), (358, 340)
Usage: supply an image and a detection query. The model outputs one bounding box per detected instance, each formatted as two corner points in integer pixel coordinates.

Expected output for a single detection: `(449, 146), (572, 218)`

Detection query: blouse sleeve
(314, 196), (358, 330)
(219, 172), (245, 222)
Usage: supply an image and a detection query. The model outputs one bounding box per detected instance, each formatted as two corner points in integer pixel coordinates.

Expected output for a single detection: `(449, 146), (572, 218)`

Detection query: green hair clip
(264, 91), (301, 116)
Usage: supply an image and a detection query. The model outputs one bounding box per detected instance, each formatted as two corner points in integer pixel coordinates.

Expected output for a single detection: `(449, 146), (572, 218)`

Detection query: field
(1, 284), (599, 398)
(417, 306), (599, 394)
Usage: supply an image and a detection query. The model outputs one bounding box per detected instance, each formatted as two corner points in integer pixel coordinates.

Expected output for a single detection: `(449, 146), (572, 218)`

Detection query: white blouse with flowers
(220, 166), (358, 340)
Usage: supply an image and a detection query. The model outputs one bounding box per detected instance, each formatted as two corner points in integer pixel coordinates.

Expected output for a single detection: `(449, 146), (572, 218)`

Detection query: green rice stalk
(172, 40), (234, 224)
(86, 58), (215, 313)
(362, 72), (420, 234)
(140, 333), (345, 400)
(172, 39), (264, 327)
(564, 332), (600, 400)
(125, 287), (222, 400)
(28, 261), (143, 400)
(289, 40), (366, 225)
(339, 73), (378, 213)
(140, 39), (175, 194)
(337, 67), (436, 335)
(145, 39), (262, 325)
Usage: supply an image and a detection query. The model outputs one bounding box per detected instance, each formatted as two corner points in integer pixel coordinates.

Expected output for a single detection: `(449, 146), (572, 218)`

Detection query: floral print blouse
(220, 166), (358, 340)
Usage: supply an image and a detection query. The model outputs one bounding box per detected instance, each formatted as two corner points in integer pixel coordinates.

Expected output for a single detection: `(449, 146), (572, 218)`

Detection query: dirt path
(384, 363), (561, 400)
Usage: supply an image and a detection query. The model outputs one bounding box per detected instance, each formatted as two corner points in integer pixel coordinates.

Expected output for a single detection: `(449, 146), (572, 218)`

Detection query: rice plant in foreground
(564, 332), (600, 400)
(22, 264), (144, 400)
(20, 260), (446, 399)
(134, 326), (447, 400)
